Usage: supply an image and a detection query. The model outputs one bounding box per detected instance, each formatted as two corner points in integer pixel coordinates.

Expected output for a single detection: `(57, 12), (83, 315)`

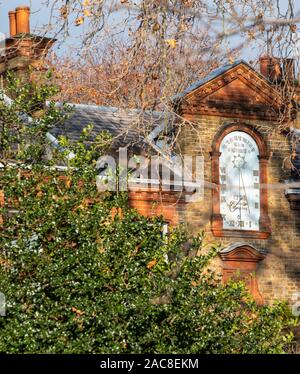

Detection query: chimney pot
(8, 11), (17, 37)
(15, 6), (30, 34)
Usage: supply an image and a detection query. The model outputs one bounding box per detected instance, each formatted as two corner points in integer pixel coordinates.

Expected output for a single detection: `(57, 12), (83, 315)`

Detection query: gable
(177, 63), (283, 121)
(207, 79), (271, 106)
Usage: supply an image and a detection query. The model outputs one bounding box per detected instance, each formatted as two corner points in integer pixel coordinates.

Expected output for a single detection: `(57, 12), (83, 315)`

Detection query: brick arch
(211, 123), (270, 159)
(210, 123), (271, 239)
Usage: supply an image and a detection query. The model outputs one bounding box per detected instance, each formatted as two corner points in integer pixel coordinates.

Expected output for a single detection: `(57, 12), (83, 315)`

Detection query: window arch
(210, 124), (271, 239)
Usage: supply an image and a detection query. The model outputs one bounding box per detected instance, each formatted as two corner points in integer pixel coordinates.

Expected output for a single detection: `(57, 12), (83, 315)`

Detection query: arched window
(211, 124), (271, 239)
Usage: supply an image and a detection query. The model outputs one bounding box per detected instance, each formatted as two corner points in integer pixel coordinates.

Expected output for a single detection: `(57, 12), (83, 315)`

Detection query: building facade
(128, 60), (300, 306)
(1, 6), (300, 309)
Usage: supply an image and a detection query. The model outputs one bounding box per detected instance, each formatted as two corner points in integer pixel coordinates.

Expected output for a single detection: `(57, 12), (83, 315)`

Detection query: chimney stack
(15, 6), (30, 34)
(0, 5), (56, 83)
(259, 56), (282, 82)
(8, 11), (17, 37)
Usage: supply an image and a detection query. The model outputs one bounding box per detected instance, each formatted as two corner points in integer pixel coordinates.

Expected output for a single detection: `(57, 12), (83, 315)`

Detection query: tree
(42, 0), (300, 159)
(0, 72), (297, 353)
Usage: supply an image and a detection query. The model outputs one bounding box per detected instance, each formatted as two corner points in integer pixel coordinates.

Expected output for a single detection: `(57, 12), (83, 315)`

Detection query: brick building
(1, 6), (300, 307)
(128, 59), (300, 306)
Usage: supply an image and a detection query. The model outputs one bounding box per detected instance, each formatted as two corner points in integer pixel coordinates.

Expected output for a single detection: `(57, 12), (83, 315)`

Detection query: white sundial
(219, 131), (260, 231)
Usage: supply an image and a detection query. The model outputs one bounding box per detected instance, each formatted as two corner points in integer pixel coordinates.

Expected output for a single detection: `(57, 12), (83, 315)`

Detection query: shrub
(0, 167), (296, 353)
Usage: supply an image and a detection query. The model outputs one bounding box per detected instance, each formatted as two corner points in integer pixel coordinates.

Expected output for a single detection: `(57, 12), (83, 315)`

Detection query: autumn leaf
(71, 307), (84, 316)
(60, 6), (68, 19)
(165, 39), (177, 48)
(0, 190), (4, 206)
(228, 55), (235, 64)
(36, 191), (43, 198)
(110, 207), (123, 219)
(65, 177), (72, 188)
(152, 23), (160, 32)
(98, 247), (105, 253)
(147, 259), (157, 269)
(117, 207), (123, 219)
(75, 16), (84, 26)
(110, 207), (118, 219)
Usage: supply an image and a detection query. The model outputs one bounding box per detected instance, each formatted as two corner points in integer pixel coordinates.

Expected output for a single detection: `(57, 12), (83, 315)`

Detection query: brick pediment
(179, 63), (283, 121)
(206, 79), (271, 106)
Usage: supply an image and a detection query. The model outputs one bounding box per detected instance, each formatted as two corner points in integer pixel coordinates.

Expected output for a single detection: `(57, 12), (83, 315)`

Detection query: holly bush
(0, 71), (297, 353)
(0, 164), (296, 353)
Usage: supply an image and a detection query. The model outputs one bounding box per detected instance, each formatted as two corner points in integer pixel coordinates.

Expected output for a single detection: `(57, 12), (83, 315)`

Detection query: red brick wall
(128, 188), (186, 225)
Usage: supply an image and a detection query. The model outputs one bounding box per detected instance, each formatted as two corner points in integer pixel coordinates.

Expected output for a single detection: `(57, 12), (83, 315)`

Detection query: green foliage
(0, 165), (297, 353)
(0, 71), (297, 354)
(0, 70), (71, 164)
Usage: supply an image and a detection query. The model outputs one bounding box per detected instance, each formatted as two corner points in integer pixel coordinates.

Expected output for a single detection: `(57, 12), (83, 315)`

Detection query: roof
(50, 103), (172, 150)
(173, 59), (264, 101)
(51, 60), (261, 148)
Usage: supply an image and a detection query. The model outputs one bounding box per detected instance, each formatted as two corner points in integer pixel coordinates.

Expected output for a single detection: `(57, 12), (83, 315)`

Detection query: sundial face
(219, 131), (260, 231)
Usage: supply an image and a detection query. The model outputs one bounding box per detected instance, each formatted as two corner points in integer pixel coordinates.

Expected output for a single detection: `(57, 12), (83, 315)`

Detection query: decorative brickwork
(219, 243), (266, 304)
(177, 63), (283, 121)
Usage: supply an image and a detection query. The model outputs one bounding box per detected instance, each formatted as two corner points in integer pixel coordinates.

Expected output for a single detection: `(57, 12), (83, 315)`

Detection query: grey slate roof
(51, 103), (171, 150)
(50, 61), (250, 149)
(49, 59), (275, 152)
(51, 60), (267, 149)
